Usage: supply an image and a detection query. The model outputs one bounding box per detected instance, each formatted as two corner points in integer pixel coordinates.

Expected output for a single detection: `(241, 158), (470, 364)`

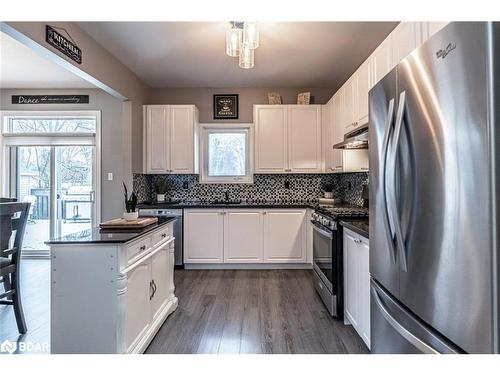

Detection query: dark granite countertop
(340, 219), (369, 239)
(137, 200), (319, 210)
(45, 217), (177, 245)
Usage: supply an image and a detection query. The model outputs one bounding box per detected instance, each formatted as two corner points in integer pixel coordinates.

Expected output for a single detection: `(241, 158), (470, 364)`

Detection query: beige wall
(0, 88), (126, 221)
(3, 22), (152, 174)
(149, 87), (334, 123)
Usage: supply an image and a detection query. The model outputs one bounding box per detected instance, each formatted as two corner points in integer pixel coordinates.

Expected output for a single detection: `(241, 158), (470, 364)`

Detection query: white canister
(157, 194), (166, 202)
(123, 211), (139, 221)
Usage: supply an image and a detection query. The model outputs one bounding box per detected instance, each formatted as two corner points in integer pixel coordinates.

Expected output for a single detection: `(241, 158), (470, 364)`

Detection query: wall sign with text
(11, 95), (90, 105)
(46, 25), (82, 64)
(213, 94), (239, 119)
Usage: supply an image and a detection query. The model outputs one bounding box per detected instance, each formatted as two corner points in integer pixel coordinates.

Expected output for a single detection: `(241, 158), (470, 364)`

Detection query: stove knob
(324, 219), (331, 228)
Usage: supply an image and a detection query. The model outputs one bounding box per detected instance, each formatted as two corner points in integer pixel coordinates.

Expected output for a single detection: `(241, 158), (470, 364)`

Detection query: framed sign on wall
(213, 94), (239, 119)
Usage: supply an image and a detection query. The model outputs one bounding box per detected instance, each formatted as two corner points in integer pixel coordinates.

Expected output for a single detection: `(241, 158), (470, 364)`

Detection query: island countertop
(45, 217), (177, 245)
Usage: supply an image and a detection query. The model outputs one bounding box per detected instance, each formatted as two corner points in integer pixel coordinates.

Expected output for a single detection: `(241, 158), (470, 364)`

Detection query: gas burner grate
(316, 206), (369, 219)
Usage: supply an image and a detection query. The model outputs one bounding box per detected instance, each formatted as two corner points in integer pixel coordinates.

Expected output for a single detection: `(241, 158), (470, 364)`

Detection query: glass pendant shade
(243, 22), (259, 49)
(239, 45), (254, 69)
(226, 27), (242, 57)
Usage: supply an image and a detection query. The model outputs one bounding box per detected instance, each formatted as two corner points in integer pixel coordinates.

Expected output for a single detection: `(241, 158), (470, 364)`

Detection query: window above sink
(199, 123), (254, 184)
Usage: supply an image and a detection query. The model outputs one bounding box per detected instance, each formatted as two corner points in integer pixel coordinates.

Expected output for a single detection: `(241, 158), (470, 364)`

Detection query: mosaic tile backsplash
(134, 173), (368, 207)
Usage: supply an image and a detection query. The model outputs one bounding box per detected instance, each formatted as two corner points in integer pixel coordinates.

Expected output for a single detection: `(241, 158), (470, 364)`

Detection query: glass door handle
(89, 191), (95, 203)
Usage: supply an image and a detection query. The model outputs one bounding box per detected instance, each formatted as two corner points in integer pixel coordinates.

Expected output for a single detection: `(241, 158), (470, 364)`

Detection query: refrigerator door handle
(372, 284), (439, 354)
(381, 98), (397, 264)
(390, 90), (409, 272)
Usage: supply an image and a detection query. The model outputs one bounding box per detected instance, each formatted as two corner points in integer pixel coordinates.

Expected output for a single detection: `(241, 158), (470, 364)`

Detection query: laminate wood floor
(0, 259), (50, 354)
(146, 269), (369, 354)
(1, 263), (368, 354)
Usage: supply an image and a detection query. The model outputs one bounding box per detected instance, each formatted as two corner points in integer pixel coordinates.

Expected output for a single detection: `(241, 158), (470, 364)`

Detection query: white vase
(123, 211), (139, 221)
(156, 194), (165, 202)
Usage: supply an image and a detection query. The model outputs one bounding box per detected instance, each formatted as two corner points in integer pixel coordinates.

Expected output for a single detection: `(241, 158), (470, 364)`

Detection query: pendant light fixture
(226, 21), (259, 69)
(226, 21), (243, 57)
(239, 44), (255, 69)
(243, 21), (259, 49)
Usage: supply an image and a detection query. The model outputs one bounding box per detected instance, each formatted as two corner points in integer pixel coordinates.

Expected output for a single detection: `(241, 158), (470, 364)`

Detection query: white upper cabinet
(170, 105), (197, 173)
(343, 76), (358, 133)
(422, 22), (449, 42)
(254, 105), (322, 173)
(145, 106), (169, 173)
(391, 22), (423, 66)
(323, 90), (368, 173)
(356, 59), (371, 125)
(254, 105), (288, 172)
(143, 104), (199, 174)
(371, 34), (394, 85)
(288, 105), (322, 172)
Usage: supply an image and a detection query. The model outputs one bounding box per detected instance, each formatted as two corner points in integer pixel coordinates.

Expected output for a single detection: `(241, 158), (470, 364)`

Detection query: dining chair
(0, 201), (30, 334)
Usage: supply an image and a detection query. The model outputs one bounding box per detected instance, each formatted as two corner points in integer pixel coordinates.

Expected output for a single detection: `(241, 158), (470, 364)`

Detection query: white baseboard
(184, 263), (313, 270)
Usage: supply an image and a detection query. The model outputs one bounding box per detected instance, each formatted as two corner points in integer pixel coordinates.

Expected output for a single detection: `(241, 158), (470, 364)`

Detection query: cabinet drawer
(126, 237), (152, 265)
(151, 225), (173, 248)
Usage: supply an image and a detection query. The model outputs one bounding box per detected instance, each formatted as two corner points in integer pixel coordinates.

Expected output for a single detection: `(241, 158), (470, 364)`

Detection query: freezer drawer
(370, 279), (463, 354)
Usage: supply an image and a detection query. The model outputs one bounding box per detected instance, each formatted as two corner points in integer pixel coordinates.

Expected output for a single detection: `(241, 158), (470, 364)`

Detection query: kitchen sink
(208, 200), (242, 205)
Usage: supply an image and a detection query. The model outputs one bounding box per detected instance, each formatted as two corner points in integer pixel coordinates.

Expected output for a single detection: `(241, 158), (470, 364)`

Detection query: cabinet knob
(161, 233), (167, 238)
(140, 245), (146, 251)
(262, 211), (267, 215)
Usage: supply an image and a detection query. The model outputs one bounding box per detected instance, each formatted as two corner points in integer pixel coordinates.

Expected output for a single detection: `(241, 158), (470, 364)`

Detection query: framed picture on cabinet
(213, 94), (239, 119)
(297, 92), (311, 105)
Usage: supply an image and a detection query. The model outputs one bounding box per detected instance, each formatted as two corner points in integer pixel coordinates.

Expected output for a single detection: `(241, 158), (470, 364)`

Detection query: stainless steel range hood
(333, 124), (369, 149)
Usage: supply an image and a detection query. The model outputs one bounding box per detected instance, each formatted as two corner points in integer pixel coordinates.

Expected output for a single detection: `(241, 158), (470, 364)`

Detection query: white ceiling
(0, 31), (95, 89)
(78, 22), (398, 89)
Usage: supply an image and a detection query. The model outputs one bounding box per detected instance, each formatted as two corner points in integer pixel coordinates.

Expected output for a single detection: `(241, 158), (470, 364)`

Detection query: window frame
(199, 123), (254, 184)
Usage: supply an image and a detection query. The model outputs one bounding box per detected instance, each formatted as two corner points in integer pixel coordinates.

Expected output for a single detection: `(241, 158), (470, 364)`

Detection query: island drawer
(126, 237), (152, 264)
(151, 226), (173, 248)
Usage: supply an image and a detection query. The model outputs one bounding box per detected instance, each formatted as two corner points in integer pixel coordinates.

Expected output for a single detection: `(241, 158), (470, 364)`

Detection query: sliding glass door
(15, 146), (52, 254)
(1, 111), (100, 258)
(54, 145), (95, 239)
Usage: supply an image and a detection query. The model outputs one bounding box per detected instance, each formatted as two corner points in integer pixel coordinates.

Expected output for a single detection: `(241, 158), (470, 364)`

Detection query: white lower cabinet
(124, 259), (152, 351)
(184, 208), (308, 265)
(343, 228), (370, 348)
(184, 209), (224, 263)
(263, 209), (306, 263)
(224, 210), (263, 263)
(50, 222), (177, 354)
(150, 243), (171, 320)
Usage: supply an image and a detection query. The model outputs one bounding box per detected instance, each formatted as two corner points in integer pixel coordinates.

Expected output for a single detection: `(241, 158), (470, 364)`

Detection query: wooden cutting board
(99, 216), (158, 229)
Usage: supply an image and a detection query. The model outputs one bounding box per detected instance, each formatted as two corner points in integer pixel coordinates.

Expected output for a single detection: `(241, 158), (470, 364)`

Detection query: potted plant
(155, 179), (168, 202)
(323, 184), (334, 199)
(123, 182), (138, 221)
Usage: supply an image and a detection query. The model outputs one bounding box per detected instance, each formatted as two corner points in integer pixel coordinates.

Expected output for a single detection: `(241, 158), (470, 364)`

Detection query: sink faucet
(224, 190), (230, 202)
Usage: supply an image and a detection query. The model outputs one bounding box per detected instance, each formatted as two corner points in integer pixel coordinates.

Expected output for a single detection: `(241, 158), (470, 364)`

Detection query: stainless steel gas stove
(311, 205), (368, 317)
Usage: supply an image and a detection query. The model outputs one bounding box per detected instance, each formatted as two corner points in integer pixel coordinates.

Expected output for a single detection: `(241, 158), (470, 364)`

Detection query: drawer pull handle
(140, 245), (146, 251)
(161, 233), (167, 238)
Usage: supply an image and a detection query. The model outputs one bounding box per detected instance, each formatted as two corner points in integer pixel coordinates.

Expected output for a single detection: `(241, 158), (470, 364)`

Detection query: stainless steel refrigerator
(369, 22), (499, 354)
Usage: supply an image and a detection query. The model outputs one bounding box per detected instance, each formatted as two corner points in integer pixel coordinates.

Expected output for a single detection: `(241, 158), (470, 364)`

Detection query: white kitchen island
(46, 217), (178, 354)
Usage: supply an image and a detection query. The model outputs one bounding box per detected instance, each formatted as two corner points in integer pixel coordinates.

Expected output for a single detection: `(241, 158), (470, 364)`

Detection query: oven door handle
(311, 222), (333, 239)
